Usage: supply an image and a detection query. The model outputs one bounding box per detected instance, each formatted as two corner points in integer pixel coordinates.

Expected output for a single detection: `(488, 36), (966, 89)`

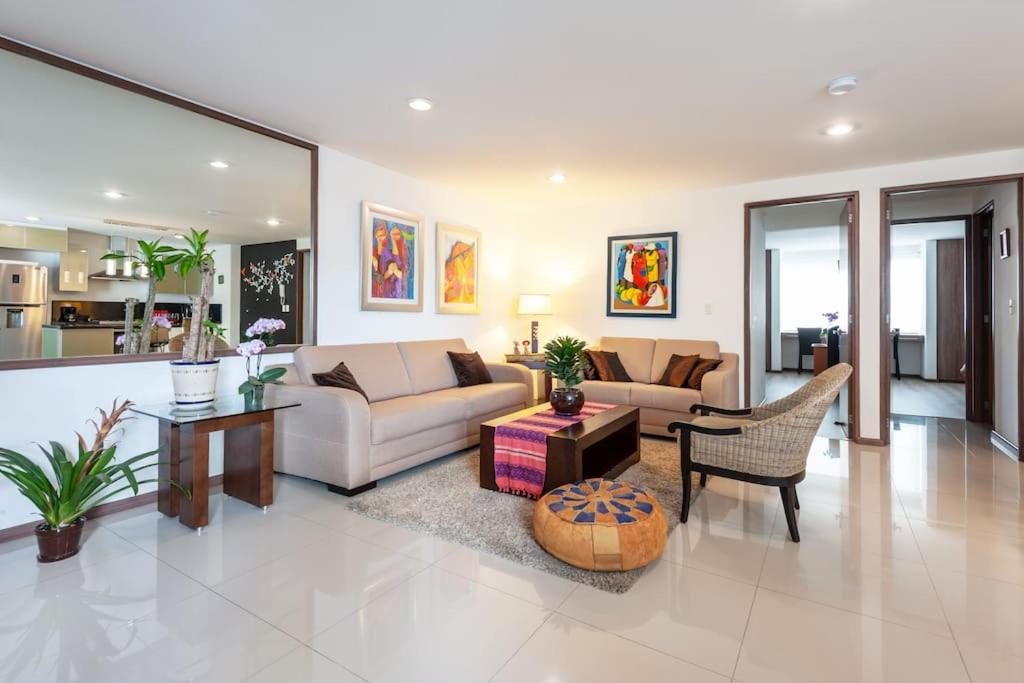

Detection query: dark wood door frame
(966, 204), (994, 425)
(744, 191), (862, 441)
(879, 174), (1024, 456)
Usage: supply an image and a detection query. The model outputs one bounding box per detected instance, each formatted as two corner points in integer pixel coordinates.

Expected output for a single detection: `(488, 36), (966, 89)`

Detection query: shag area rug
(344, 437), (700, 593)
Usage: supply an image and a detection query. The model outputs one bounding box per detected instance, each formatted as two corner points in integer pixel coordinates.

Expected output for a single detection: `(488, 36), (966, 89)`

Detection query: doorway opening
(745, 192), (859, 441)
(880, 175), (1023, 458)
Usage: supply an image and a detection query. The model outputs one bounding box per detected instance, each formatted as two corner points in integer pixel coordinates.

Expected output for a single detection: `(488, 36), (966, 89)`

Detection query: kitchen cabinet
(42, 326), (118, 358)
(155, 266), (203, 295)
(0, 225), (68, 251)
(58, 250), (89, 292)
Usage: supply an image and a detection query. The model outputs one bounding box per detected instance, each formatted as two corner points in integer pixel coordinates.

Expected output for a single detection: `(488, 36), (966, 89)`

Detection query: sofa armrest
(700, 352), (739, 409)
(486, 362), (534, 396)
(265, 382), (373, 489)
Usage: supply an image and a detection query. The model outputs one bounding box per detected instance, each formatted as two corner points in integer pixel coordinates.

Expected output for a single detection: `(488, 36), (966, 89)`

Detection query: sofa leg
(793, 486), (800, 510)
(680, 469), (692, 523)
(698, 472), (707, 487)
(327, 481), (377, 497)
(780, 486), (800, 542)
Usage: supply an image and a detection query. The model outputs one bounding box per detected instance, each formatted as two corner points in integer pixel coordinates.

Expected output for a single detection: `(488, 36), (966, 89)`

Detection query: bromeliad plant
(543, 335), (588, 388)
(0, 400), (188, 531)
(237, 318), (287, 399)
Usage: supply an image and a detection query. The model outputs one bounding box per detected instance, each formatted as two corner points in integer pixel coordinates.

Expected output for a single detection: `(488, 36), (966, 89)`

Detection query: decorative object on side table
(820, 310), (839, 341)
(104, 238), (182, 354)
(607, 232), (677, 317)
(237, 318), (288, 408)
(360, 201), (424, 312)
(544, 335), (587, 416)
(168, 229), (223, 405)
(0, 400), (188, 562)
(436, 222), (480, 314)
(517, 293), (552, 352)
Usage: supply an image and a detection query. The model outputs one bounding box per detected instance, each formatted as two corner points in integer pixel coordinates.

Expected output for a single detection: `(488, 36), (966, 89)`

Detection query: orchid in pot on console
(236, 319), (287, 406)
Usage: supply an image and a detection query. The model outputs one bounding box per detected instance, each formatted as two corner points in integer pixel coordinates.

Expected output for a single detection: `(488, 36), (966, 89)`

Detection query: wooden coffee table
(479, 403), (640, 494)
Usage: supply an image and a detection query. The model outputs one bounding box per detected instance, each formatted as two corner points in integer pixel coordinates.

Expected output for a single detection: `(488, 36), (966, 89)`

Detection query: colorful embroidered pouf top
(533, 478), (667, 571)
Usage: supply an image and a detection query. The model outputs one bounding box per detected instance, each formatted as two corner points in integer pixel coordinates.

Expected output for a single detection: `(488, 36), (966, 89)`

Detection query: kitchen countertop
(44, 322), (127, 329)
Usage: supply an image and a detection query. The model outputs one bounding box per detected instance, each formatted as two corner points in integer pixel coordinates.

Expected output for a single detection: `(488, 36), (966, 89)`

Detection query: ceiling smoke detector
(827, 75), (858, 96)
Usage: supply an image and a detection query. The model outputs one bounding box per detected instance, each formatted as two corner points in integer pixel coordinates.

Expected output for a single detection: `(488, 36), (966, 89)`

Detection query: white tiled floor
(0, 417), (1022, 681)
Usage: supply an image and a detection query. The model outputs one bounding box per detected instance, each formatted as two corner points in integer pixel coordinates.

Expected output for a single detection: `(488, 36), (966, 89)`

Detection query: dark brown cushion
(312, 362), (368, 401)
(447, 351), (493, 387)
(657, 354), (701, 388)
(580, 350), (599, 380)
(585, 349), (632, 382)
(686, 358), (724, 390)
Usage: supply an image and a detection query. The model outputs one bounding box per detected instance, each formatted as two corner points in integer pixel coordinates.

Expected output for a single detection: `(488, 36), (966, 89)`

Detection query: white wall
(769, 249), (781, 372)
(974, 183), (1019, 446)
(748, 210), (766, 404)
(518, 147), (1024, 441)
(315, 148), (521, 357)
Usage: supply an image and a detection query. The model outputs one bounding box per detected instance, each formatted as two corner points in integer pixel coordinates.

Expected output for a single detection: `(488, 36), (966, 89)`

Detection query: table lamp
(517, 294), (552, 353)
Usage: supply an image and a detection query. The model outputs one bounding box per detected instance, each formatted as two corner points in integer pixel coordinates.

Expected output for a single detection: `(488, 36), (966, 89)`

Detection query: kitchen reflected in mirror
(0, 42), (315, 364)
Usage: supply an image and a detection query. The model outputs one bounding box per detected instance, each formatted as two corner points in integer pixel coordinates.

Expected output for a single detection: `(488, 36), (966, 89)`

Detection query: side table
(130, 397), (300, 529)
(504, 353), (552, 403)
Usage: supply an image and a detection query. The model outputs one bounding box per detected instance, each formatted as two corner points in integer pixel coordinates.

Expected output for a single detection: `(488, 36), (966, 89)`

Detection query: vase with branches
(543, 335), (588, 415)
(102, 239), (181, 354)
(0, 400), (188, 562)
(168, 229), (222, 405)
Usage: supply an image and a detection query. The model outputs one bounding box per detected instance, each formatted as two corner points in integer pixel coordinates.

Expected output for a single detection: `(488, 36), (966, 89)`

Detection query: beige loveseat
(581, 337), (739, 435)
(266, 339), (532, 494)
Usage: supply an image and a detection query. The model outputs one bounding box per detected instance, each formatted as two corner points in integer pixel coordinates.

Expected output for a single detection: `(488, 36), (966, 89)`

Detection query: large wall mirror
(0, 40), (316, 368)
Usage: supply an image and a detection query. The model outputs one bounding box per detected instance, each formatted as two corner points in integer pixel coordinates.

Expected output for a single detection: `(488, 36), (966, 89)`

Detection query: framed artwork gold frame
(436, 222), (481, 315)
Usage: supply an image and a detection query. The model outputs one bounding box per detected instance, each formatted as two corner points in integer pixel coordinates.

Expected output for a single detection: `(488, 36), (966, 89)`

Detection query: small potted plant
(0, 400), (187, 562)
(237, 318), (287, 408)
(543, 335), (587, 415)
(821, 311), (840, 342)
(169, 229), (220, 405)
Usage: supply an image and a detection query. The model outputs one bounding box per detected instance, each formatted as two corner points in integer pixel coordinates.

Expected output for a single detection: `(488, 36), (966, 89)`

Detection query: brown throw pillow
(686, 358), (724, 390)
(585, 349), (633, 382)
(447, 351), (493, 387)
(580, 350), (600, 381)
(312, 362), (368, 401)
(658, 354), (701, 388)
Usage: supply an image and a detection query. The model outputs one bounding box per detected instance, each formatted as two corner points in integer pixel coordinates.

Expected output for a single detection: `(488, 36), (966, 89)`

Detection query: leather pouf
(533, 478), (667, 571)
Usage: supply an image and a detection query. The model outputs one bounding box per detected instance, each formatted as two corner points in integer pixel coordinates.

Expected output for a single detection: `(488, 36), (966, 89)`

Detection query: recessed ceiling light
(827, 75), (858, 96)
(549, 171), (567, 184)
(104, 190), (126, 199)
(206, 209), (224, 216)
(173, 233), (185, 239)
(407, 97), (433, 112)
(266, 218), (281, 227)
(24, 215), (40, 222)
(209, 160), (230, 169)
(826, 123), (854, 137)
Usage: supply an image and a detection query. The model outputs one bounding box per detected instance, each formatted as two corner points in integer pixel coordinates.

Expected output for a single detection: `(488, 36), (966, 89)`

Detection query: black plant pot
(550, 387), (585, 416)
(35, 518), (85, 563)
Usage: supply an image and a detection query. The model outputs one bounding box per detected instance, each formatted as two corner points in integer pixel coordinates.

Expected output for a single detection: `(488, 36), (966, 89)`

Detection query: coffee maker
(59, 305), (79, 323)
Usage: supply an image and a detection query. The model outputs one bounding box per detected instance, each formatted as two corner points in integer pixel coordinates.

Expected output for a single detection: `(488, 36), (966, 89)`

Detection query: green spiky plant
(174, 228), (219, 362)
(102, 239), (181, 354)
(0, 400), (188, 529)
(543, 336), (587, 388)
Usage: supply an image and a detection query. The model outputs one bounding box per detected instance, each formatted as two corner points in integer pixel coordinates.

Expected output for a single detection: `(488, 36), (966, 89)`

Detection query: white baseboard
(990, 430), (1020, 460)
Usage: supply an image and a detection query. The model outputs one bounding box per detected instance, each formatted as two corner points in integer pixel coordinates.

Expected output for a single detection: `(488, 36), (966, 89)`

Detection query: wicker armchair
(668, 363), (852, 542)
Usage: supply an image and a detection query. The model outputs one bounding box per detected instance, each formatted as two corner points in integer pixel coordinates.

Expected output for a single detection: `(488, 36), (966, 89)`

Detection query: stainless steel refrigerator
(0, 260), (47, 360)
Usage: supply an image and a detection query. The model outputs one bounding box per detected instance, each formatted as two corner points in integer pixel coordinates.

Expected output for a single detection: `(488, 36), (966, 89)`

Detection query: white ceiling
(0, 48), (311, 245)
(1, 1), (1022, 209)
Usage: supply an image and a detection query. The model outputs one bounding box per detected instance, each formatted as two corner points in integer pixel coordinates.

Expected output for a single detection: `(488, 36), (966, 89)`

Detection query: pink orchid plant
(236, 318), (287, 397)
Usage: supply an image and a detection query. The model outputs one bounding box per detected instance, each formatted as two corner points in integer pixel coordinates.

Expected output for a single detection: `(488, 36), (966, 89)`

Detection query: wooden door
(936, 238), (966, 382)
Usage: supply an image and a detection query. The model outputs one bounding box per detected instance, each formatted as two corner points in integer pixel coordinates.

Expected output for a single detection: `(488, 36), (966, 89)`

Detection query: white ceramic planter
(169, 360), (220, 405)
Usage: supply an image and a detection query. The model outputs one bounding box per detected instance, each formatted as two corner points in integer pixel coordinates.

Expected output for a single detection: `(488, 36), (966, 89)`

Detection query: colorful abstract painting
(361, 202), (424, 312)
(436, 222), (480, 314)
(606, 232), (677, 317)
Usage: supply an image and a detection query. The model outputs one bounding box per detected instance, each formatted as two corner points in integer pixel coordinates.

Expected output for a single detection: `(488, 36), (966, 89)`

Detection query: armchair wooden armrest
(668, 420), (744, 437)
(688, 404), (753, 417)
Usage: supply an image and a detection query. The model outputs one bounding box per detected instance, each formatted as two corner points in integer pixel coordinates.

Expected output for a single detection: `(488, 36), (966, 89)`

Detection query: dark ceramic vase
(35, 518), (85, 563)
(550, 387), (585, 416)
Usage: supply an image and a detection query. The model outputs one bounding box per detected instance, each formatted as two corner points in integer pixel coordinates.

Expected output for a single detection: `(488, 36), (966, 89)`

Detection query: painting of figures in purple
(606, 232), (677, 317)
(361, 202), (424, 312)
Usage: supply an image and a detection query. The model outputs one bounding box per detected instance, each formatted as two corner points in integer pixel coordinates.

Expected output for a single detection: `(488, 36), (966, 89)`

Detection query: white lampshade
(517, 294), (552, 316)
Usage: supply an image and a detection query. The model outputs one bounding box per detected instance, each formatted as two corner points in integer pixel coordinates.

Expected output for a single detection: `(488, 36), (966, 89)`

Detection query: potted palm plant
(0, 400), (187, 562)
(103, 239), (181, 354)
(170, 229), (221, 405)
(543, 335), (587, 415)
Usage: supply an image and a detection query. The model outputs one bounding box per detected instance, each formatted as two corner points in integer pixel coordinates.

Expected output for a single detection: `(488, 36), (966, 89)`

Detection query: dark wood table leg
(478, 424), (498, 490)
(177, 424), (209, 529)
(223, 414), (274, 507)
(157, 421), (180, 518)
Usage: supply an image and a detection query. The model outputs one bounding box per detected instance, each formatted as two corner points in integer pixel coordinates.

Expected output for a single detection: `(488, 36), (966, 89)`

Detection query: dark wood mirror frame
(0, 36), (318, 372)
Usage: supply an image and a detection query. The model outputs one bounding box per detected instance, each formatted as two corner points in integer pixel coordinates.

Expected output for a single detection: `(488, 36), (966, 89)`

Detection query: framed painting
(606, 231), (677, 317)
(436, 222), (481, 314)
(361, 201), (424, 312)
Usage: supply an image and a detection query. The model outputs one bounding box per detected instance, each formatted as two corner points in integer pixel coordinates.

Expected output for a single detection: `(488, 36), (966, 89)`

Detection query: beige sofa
(266, 339), (532, 494)
(581, 337), (739, 435)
